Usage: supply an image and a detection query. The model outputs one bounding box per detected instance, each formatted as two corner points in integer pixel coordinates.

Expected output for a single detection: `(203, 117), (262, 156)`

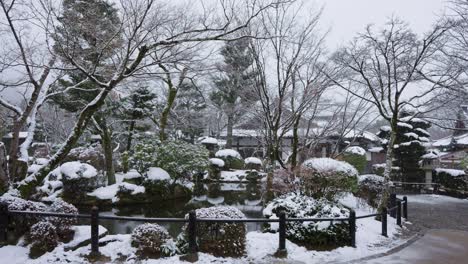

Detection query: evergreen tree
(49, 0), (122, 184)
(172, 82), (207, 142)
(454, 109), (467, 137)
(211, 39), (256, 148)
(120, 86), (157, 152)
(377, 111), (431, 185)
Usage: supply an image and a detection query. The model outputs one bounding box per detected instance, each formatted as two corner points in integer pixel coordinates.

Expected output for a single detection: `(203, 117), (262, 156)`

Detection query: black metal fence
(0, 195), (408, 257)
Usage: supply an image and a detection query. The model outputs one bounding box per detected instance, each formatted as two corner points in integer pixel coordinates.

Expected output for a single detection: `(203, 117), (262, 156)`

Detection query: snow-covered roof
(344, 146), (366, 156)
(343, 130), (379, 142)
(433, 133), (468, 147)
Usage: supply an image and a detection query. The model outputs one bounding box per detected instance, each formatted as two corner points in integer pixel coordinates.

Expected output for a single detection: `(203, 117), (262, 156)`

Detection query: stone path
(363, 194), (468, 264)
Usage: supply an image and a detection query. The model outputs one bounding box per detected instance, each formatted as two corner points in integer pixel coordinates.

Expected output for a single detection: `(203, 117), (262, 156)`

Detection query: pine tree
(49, 0), (122, 184)
(211, 39), (256, 148)
(377, 111), (431, 185)
(172, 82), (207, 142)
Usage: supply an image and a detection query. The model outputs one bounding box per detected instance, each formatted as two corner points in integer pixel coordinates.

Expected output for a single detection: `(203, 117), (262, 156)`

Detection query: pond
(78, 182), (267, 237)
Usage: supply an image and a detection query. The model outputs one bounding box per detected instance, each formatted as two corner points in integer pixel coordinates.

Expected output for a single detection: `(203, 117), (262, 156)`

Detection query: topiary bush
(244, 157), (262, 171)
(263, 192), (351, 250)
(131, 223), (176, 259)
(47, 199), (78, 242)
(129, 139), (159, 175)
(357, 174), (385, 207)
(301, 158), (358, 200)
(208, 158), (224, 180)
(27, 221), (59, 258)
(181, 206), (246, 257)
(215, 149), (244, 170)
(342, 146), (367, 174)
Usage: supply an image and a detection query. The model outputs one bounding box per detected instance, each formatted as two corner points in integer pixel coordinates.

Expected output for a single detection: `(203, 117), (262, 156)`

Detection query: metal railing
(0, 195), (408, 257)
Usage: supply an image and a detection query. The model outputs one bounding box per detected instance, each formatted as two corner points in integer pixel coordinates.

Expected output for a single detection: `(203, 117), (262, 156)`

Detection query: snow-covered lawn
(397, 194), (468, 204)
(0, 195), (407, 263)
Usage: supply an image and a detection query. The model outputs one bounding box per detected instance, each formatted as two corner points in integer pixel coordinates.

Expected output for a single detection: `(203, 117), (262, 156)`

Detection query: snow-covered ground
(397, 194), (468, 205)
(0, 195), (406, 264)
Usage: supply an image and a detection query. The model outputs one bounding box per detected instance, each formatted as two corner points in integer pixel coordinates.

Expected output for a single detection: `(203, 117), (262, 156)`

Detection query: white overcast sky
(314, 0), (448, 48)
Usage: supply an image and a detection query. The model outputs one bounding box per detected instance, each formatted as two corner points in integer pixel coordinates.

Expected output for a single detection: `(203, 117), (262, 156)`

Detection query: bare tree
(10, 0), (278, 198)
(330, 18), (449, 211)
(249, 1), (330, 169)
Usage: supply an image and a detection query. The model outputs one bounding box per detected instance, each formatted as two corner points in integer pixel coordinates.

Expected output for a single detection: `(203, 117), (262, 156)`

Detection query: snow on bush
(435, 168), (466, 177)
(434, 168), (467, 192)
(146, 167), (171, 181)
(209, 158), (225, 168)
(300, 158), (358, 200)
(244, 157), (262, 171)
(263, 192), (351, 249)
(215, 149), (244, 170)
(47, 199), (78, 241)
(129, 140), (158, 175)
(131, 223), (175, 258)
(344, 146), (366, 156)
(303, 158), (358, 177)
(27, 221), (58, 258)
(182, 206), (246, 257)
(0, 194), (48, 235)
(357, 174), (385, 207)
(154, 141), (209, 181)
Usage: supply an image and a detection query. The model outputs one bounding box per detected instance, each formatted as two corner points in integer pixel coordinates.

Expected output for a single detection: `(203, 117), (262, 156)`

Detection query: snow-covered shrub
(433, 168), (467, 192)
(357, 174), (385, 207)
(115, 182), (146, 204)
(244, 157), (262, 170)
(215, 149), (244, 170)
(263, 192), (351, 249)
(208, 158), (224, 179)
(129, 140), (158, 175)
(154, 141), (209, 182)
(0, 194), (48, 236)
(47, 199), (78, 242)
(27, 221), (59, 258)
(301, 158), (358, 200)
(372, 163), (401, 180)
(60, 161), (101, 203)
(342, 146), (367, 174)
(131, 223), (175, 258)
(182, 206), (246, 257)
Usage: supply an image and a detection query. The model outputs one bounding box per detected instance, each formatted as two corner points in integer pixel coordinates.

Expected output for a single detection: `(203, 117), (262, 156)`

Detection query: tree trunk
(159, 87), (178, 141)
(226, 111), (234, 149)
(0, 142), (8, 194)
(7, 123), (22, 181)
(126, 118), (136, 152)
(101, 123), (116, 185)
(290, 115), (301, 170)
(377, 121), (398, 213)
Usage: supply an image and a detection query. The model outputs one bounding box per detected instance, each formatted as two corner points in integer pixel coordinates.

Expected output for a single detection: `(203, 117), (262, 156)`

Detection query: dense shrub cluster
(263, 192), (351, 250)
(27, 221), (59, 259)
(47, 199), (78, 242)
(181, 206), (246, 257)
(356, 174), (385, 207)
(131, 223), (176, 258)
(342, 146), (367, 174)
(215, 149), (244, 170)
(433, 168), (467, 191)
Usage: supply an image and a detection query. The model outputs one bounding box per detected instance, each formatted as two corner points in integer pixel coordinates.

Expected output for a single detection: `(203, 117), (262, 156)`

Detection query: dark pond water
(79, 182), (266, 237)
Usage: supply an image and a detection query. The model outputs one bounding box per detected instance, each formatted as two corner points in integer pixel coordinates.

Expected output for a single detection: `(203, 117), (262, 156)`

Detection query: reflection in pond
(79, 182), (266, 237)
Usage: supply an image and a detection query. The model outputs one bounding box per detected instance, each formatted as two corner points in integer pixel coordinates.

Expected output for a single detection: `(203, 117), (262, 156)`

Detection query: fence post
(349, 210), (356, 248)
(278, 211), (286, 251)
(90, 206), (100, 256)
(188, 210), (197, 254)
(389, 193), (397, 218)
(396, 201), (402, 227)
(0, 203), (8, 244)
(403, 196), (408, 219)
(381, 207), (387, 237)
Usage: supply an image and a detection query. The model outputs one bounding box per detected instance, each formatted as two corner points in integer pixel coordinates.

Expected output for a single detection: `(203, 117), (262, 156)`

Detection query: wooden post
(0, 203), (8, 244)
(403, 196), (408, 219)
(90, 206), (100, 256)
(381, 207), (387, 237)
(396, 201), (402, 227)
(278, 211), (286, 251)
(390, 193), (397, 218)
(349, 210), (356, 247)
(188, 211), (197, 254)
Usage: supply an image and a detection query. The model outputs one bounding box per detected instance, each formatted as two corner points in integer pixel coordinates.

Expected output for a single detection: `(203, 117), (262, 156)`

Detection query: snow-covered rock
(60, 161), (97, 179)
(215, 149), (242, 159)
(245, 157), (262, 165)
(146, 167), (171, 181)
(201, 137), (218, 145)
(209, 158), (225, 168)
